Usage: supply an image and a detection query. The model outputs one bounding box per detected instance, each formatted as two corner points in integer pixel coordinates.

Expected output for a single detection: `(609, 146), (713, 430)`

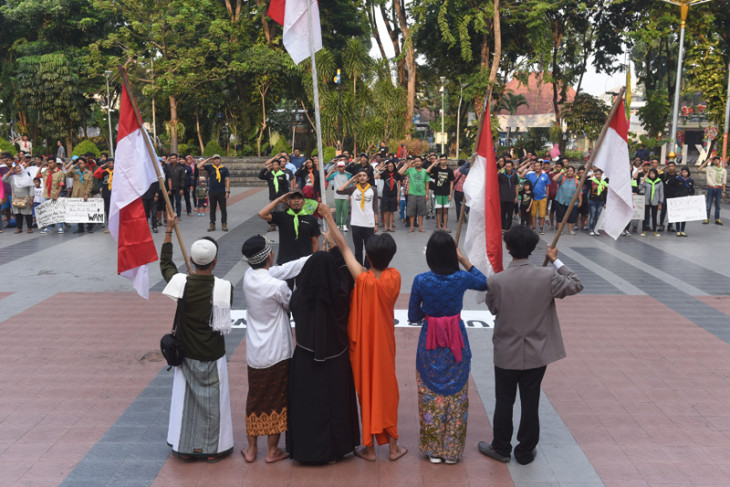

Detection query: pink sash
(425, 314), (464, 362)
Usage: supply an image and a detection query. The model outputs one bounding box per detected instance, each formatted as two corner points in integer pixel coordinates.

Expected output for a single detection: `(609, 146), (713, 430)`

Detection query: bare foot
(354, 446), (376, 462)
(418, 229), (425, 233)
(241, 447), (256, 463)
(408, 228), (414, 233)
(265, 448), (289, 463)
(389, 445), (408, 461)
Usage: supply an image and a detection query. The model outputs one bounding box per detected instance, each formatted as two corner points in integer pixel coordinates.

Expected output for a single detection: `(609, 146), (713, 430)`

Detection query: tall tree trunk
(489, 0), (501, 89)
(169, 95), (179, 154)
(195, 107), (205, 153)
(551, 27), (566, 154)
(255, 0), (272, 44)
(257, 84), (270, 157)
(380, 4), (406, 86)
(394, 0), (415, 138)
(368, 1), (388, 61)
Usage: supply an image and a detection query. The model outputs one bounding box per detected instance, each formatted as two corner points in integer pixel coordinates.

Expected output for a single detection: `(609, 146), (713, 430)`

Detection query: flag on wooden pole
(109, 84), (160, 298)
(463, 104), (503, 300)
(594, 98), (632, 240)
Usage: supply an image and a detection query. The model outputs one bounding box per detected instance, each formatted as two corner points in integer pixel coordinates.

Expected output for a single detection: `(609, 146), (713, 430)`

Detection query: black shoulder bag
(160, 280), (188, 370)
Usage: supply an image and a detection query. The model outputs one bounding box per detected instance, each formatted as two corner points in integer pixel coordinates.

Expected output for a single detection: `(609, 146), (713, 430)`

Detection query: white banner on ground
(35, 199), (67, 228)
(229, 309), (495, 329)
(35, 198), (105, 227)
(667, 195), (706, 223)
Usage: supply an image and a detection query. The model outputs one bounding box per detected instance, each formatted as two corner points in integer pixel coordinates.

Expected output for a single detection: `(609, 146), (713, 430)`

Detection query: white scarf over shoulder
(162, 273), (232, 335)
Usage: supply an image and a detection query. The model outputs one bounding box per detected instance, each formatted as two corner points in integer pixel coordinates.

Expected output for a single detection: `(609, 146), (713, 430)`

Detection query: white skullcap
(56, 158), (63, 163)
(190, 239), (217, 266)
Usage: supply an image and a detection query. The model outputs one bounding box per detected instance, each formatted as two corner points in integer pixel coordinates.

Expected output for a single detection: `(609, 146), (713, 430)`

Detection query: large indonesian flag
(109, 84), (160, 298)
(594, 98), (632, 240)
(463, 105), (503, 300)
(268, 0), (322, 65)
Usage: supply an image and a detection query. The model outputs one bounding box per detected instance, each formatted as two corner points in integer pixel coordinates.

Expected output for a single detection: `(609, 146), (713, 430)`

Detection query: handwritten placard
(64, 198), (105, 224)
(667, 195), (706, 223)
(632, 194), (645, 220)
(35, 198), (105, 227)
(35, 199), (67, 227)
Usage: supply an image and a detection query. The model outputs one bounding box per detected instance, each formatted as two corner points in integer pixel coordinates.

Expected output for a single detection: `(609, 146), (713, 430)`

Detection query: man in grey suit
(478, 225), (583, 465)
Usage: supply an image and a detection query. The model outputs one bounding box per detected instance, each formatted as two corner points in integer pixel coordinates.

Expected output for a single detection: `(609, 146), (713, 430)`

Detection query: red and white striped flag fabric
(268, 0), (322, 65)
(109, 84), (160, 299)
(594, 98), (632, 240)
(463, 105), (503, 300)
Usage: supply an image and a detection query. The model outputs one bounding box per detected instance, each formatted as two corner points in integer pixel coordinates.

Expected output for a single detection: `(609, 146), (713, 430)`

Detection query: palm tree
(342, 38), (372, 153)
(497, 92), (529, 145)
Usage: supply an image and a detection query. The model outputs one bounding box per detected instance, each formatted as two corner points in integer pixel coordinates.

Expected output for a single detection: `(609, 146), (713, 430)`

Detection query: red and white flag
(594, 98), (632, 240)
(268, 0), (322, 65)
(109, 83), (160, 299)
(463, 105), (503, 300)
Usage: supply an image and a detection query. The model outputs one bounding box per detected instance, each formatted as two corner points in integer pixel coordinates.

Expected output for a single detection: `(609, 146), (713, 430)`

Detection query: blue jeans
(706, 188), (722, 220)
(588, 200), (603, 231)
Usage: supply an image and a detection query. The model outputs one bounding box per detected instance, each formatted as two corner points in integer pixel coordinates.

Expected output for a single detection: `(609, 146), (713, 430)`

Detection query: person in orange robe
(317, 204), (408, 462)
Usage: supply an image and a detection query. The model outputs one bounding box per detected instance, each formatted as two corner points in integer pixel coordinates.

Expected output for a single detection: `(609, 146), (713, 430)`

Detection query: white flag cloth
(594, 99), (633, 240)
(268, 0), (322, 65)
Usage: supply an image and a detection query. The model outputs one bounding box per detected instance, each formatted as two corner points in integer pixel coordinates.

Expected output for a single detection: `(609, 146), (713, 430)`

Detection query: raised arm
(258, 192), (290, 222)
(196, 157), (212, 170)
(318, 203), (364, 279)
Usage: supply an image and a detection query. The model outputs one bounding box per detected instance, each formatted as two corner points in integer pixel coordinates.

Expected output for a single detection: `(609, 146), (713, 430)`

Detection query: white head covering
(190, 239), (217, 266)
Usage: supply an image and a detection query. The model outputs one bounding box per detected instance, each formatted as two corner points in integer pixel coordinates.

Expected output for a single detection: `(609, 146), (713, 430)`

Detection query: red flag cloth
(463, 105), (504, 300)
(109, 82), (160, 298)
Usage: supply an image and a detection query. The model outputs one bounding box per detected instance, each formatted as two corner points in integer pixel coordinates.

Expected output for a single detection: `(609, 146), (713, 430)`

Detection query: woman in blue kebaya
(408, 231), (487, 464)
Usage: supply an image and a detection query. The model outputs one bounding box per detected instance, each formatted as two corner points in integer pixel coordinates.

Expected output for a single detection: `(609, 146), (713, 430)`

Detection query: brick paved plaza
(2, 186), (730, 487)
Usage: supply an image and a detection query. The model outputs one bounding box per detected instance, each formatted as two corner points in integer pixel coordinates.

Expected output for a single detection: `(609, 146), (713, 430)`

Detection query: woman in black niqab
(287, 249), (360, 463)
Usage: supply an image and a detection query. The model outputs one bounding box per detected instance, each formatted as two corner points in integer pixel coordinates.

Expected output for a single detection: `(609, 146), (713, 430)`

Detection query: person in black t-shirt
(258, 190), (320, 266)
(428, 155), (455, 232)
(379, 160), (401, 232)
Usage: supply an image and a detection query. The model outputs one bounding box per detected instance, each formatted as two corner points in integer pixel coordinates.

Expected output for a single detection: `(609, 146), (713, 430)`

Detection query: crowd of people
(0, 149), (233, 236)
(161, 195), (583, 467)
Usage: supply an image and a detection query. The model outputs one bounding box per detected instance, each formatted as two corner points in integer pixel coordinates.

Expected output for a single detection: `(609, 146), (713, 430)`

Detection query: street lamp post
(104, 70), (114, 157)
(662, 0), (714, 158)
(440, 76), (446, 155)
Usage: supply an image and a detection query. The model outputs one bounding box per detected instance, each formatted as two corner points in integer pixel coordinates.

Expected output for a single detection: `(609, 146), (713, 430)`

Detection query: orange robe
(348, 268), (401, 447)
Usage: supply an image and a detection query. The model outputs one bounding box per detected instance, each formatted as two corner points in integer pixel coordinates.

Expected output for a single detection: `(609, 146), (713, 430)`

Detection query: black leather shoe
(477, 441), (510, 462)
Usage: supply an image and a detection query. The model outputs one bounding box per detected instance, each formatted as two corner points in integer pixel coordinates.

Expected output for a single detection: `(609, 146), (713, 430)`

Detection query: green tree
(562, 92), (610, 142)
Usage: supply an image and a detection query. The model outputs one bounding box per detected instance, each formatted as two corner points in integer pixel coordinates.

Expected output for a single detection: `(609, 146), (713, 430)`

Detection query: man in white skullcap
(240, 234), (310, 463)
(160, 215), (234, 463)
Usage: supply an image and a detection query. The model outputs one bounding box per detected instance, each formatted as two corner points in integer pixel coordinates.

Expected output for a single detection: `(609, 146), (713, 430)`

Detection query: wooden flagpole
(541, 86), (626, 267)
(455, 88), (493, 247)
(118, 66), (192, 274)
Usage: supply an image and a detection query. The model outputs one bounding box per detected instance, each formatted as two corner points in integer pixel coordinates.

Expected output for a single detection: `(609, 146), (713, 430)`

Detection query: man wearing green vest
(587, 169), (608, 236)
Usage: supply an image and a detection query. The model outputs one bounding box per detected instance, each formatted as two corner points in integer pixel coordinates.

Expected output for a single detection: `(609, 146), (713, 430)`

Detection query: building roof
(499, 72), (576, 116)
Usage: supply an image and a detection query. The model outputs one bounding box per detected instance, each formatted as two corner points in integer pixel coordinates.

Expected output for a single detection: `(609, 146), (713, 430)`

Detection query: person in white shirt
(336, 169), (379, 268)
(241, 235), (310, 464)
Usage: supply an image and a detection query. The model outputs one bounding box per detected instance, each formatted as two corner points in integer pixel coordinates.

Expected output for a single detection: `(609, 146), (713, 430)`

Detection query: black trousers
(209, 192), (227, 224)
(142, 197), (158, 228)
(491, 365), (547, 462)
(500, 201), (514, 230)
(453, 190), (468, 217)
(643, 205), (658, 231)
(14, 213), (32, 230)
(350, 225), (374, 269)
(102, 192), (111, 224)
(183, 187), (192, 214)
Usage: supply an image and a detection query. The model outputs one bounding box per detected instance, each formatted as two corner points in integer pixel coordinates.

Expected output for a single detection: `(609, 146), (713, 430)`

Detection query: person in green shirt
(398, 156), (431, 232)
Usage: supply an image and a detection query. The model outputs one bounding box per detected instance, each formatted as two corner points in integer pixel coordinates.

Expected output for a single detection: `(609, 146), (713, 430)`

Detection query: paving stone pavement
(2, 186), (730, 486)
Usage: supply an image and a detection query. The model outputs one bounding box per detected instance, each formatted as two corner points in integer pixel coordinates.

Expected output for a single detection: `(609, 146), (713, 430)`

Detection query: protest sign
(667, 195), (706, 223)
(35, 200), (67, 228)
(35, 198), (105, 227)
(64, 198), (105, 224)
(632, 194), (645, 220)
